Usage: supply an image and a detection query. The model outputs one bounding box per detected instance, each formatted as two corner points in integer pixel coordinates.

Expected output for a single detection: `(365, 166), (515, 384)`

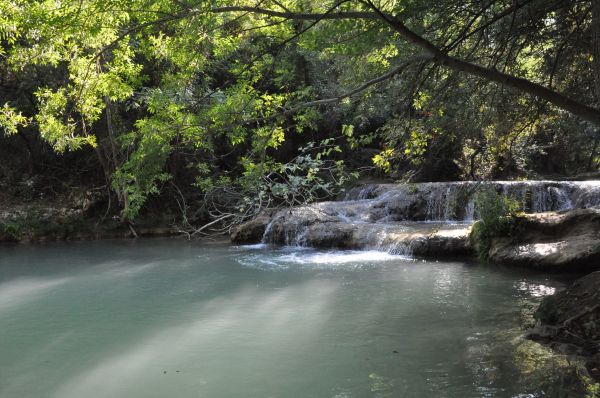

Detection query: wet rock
(488, 208), (600, 269)
(529, 271), (600, 378)
(297, 222), (357, 248)
(262, 207), (344, 246)
(408, 230), (473, 257)
(230, 212), (273, 244)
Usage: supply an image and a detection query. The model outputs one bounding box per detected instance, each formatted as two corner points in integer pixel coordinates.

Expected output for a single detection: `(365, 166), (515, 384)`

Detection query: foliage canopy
(1, 0), (600, 224)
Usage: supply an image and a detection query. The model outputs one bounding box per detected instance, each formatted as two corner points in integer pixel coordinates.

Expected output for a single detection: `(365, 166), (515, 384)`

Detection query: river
(0, 239), (580, 397)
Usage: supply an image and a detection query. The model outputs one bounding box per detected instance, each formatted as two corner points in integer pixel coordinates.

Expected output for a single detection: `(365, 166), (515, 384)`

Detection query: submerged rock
(488, 208), (600, 269)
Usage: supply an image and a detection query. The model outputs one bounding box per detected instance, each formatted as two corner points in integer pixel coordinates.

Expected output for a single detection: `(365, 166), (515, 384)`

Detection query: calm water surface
(0, 239), (577, 397)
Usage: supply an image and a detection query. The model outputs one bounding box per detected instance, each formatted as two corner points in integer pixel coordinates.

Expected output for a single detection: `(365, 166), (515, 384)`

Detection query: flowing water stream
(0, 239), (582, 397)
(343, 180), (600, 221)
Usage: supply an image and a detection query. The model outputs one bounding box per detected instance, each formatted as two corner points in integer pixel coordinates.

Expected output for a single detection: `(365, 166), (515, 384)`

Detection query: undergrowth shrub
(471, 187), (520, 260)
(0, 221), (20, 242)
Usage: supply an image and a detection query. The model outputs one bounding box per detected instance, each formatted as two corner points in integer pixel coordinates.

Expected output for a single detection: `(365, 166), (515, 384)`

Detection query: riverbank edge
(0, 206), (183, 243)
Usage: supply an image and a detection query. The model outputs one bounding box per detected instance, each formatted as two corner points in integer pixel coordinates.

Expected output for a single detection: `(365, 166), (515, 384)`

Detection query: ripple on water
(230, 243), (269, 250)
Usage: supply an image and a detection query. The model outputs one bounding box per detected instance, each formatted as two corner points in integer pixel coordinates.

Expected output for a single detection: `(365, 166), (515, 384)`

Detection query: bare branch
(190, 214), (235, 237)
(444, 0), (536, 51)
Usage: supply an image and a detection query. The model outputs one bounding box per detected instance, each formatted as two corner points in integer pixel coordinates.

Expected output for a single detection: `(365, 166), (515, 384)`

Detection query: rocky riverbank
(231, 191), (600, 391)
(0, 200), (179, 243)
(487, 208), (600, 270)
(232, 206), (600, 269)
(528, 271), (600, 382)
(230, 182), (600, 391)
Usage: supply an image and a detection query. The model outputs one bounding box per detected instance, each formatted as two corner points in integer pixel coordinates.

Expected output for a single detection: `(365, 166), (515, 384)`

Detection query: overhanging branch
(211, 6), (382, 20)
(361, 0), (600, 125)
(295, 54), (432, 108)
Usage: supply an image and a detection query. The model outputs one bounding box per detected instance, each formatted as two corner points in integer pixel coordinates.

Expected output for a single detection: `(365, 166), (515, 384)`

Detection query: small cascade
(261, 217), (308, 246)
(261, 207), (324, 246)
(385, 240), (414, 256)
(342, 180), (600, 223)
(464, 200), (476, 222)
(261, 219), (275, 243)
(551, 187), (573, 211)
(335, 210), (354, 224)
(283, 221), (310, 247)
(344, 184), (377, 200)
(354, 224), (417, 255)
(425, 185), (448, 221)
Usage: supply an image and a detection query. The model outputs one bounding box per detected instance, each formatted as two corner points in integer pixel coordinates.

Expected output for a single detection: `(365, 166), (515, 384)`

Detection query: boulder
(230, 213), (272, 244)
(298, 222), (357, 248)
(408, 228), (473, 257)
(488, 209), (600, 269)
(529, 271), (600, 377)
(262, 206), (348, 246)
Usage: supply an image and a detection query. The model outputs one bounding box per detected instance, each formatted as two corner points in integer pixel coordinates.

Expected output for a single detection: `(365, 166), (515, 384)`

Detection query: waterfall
(464, 200), (476, 221)
(261, 180), (600, 247)
(342, 180), (600, 222)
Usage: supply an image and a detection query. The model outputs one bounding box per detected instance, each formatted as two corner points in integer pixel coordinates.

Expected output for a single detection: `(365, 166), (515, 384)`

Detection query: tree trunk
(592, 0), (600, 101)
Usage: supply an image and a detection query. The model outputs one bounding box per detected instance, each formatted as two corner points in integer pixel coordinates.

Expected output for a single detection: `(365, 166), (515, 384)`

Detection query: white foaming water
(515, 281), (557, 298)
(237, 249), (413, 270)
(232, 243), (268, 250)
(277, 250), (411, 264)
(341, 180), (600, 222)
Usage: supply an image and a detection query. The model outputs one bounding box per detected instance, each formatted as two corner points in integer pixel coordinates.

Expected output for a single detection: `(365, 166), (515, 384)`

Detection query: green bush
(0, 221), (20, 242)
(470, 187), (520, 260)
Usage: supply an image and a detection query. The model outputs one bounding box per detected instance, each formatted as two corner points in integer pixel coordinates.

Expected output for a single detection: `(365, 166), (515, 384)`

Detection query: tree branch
(294, 54), (432, 108)
(444, 0), (536, 51)
(207, 54), (431, 127)
(211, 6), (382, 20)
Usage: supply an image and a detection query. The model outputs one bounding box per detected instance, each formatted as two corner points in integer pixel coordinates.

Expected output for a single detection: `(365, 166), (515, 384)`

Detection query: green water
(0, 239), (576, 397)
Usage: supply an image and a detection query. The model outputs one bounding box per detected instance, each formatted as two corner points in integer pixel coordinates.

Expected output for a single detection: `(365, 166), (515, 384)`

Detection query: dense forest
(2, 0), (600, 230)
